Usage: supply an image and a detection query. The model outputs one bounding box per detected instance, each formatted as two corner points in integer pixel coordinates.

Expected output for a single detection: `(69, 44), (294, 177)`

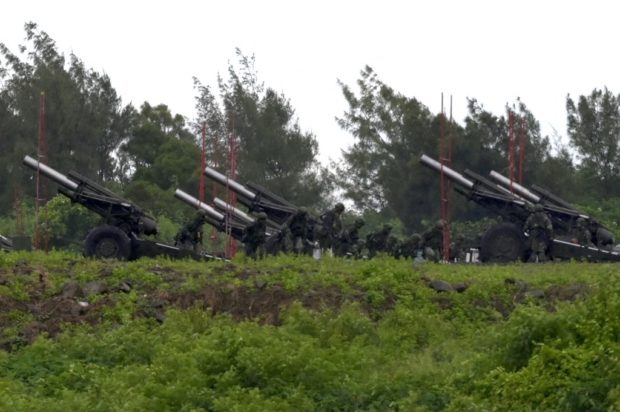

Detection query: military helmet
(576, 217), (586, 225)
(534, 204), (544, 212)
(383, 223), (392, 231)
(334, 202), (345, 213)
(298, 207), (308, 215)
(257, 212), (268, 220)
(354, 217), (365, 227)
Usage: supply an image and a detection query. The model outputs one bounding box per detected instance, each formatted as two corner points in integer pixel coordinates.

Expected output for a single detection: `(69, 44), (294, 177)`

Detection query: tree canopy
(335, 66), (582, 232)
(0, 23), (133, 212)
(193, 49), (332, 210)
(1, 23), (619, 241)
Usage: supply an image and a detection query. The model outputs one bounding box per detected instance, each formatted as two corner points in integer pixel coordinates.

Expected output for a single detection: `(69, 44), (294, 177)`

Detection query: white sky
(2, 0), (619, 164)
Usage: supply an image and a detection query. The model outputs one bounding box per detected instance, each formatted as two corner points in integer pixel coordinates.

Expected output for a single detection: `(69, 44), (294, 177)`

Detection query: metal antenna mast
(438, 94), (453, 262)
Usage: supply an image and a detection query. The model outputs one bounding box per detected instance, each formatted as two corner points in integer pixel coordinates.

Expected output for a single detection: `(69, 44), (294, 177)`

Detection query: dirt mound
(0, 260), (593, 351)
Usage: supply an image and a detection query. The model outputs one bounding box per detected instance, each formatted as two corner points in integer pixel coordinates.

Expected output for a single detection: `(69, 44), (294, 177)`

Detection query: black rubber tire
(480, 222), (526, 263)
(84, 225), (132, 260)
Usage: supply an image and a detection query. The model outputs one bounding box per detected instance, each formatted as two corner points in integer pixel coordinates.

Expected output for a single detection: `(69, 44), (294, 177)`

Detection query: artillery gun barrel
(419, 154), (475, 189)
(462, 169), (524, 198)
(204, 167), (257, 200)
(23, 155), (79, 191)
(489, 171), (541, 203)
(213, 197), (255, 224)
(530, 184), (578, 212)
(213, 197), (278, 236)
(174, 189), (225, 222)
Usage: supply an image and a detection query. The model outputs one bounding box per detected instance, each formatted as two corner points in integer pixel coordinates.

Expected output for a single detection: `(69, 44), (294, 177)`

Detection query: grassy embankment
(1, 251), (619, 411)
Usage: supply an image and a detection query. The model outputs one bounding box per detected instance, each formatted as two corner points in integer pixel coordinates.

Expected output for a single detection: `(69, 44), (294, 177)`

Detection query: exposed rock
(452, 282), (470, 293)
(61, 281), (85, 299)
(82, 280), (108, 297)
(429, 280), (454, 293)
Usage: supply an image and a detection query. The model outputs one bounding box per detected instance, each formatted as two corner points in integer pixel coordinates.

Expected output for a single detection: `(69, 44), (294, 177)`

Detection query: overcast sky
(2, 0), (619, 163)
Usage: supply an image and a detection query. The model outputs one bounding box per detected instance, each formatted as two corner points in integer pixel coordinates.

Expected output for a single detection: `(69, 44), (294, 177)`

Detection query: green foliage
(2, 236), (620, 411)
(193, 49), (333, 209)
(39, 195), (98, 250)
(567, 88), (620, 197)
(0, 201), (35, 238)
(0, 22), (133, 213)
(577, 196), (620, 239)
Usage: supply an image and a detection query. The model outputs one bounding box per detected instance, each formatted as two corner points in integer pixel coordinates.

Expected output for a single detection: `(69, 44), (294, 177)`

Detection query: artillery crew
(243, 212), (268, 259)
(334, 217), (365, 257)
(401, 233), (422, 259)
(365, 223), (392, 258)
(174, 210), (208, 253)
(317, 202), (345, 250)
(421, 220), (444, 262)
(286, 207), (311, 254)
(573, 217), (593, 247)
(386, 235), (403, 258)
(524, 204), (553, 262)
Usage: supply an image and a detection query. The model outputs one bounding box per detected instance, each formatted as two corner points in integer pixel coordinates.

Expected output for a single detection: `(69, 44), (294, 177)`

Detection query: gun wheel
(84, 225), (132, 260)
(480, 222), (526, 263)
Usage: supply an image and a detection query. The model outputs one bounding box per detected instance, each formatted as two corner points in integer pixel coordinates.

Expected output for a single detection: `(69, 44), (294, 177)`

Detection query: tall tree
(120, 103), (201, 216)
(0, 22), (132, 213)
(567, 88), (620, 197)
(337, 66), (573, 232)
(193, 49), (331, 209)
(336, 66), (443, 231)
(462, 98), (578, 203)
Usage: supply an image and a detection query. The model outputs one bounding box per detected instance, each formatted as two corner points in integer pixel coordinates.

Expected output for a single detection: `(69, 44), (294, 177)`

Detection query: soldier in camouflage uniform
(286, 207), (310, 254)
(386, 235), (403, 259)
(573, 217), (593, 247)
(401, 233), (422, 259)
(449, 234), (468, 262)
(243, 212), (268, 259)
(317, 202), (345, 250)
(174, 210), (208, 253)
(365, 223), (392, 258)
(421, 220), (444, 262)
(334, 217), (365, 257)
(524, 204), (553, 262)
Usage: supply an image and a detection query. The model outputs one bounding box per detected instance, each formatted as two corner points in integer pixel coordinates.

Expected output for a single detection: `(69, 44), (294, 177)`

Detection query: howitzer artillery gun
(202, 167), (324, 254)
(420, 154), (620, 262)
(22, 155), (218, 261)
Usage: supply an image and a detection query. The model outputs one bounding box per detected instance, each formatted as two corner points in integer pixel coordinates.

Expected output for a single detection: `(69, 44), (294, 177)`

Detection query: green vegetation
(1, 251), (619, 410)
